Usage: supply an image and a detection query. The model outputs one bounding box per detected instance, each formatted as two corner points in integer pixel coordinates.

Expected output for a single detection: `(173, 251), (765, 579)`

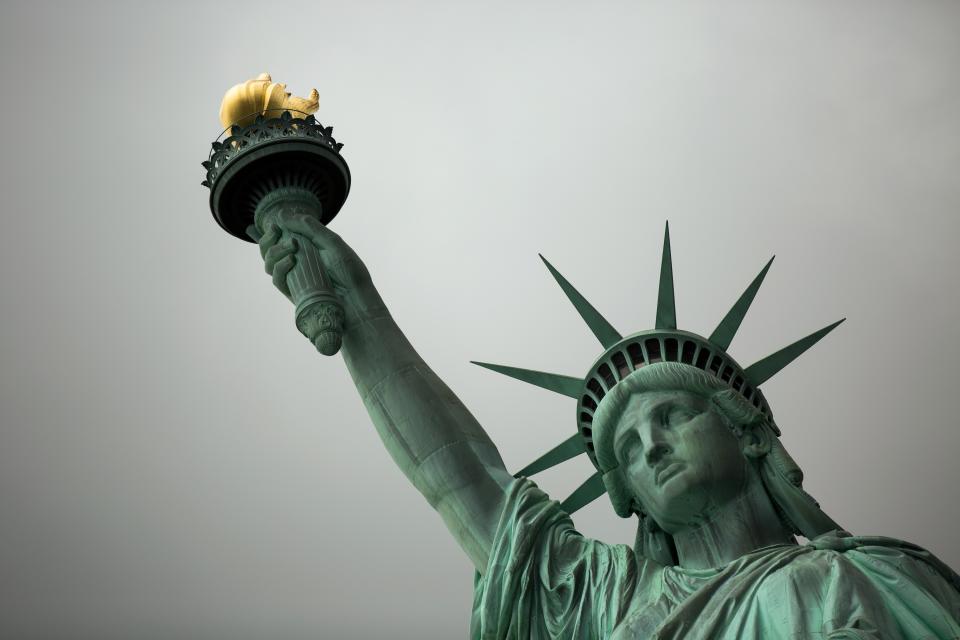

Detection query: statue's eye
(665, 407), (697, 426)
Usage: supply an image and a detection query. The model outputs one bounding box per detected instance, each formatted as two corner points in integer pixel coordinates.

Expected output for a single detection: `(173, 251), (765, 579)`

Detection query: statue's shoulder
(625, 540), (960, 639)
(801, 531), (960, 592)
(749, 531), (960, 619)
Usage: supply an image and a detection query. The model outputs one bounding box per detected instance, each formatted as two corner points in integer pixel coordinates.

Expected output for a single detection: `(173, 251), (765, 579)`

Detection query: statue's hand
(246, 214), (384, 331)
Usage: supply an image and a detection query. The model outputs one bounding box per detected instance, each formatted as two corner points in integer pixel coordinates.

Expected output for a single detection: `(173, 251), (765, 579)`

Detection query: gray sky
(1, 1), (959, 637)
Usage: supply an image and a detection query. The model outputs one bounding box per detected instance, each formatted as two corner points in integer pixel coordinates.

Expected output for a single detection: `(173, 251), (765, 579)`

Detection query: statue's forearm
(342, 310), (506, 473)
(339, 290), (511, 570)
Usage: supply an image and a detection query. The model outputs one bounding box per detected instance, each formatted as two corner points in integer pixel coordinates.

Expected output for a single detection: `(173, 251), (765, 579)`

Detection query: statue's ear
(740, 421), (773, 458)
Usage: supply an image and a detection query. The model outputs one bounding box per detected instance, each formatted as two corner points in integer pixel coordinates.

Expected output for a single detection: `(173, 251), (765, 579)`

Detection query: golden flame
(219, 73), (320, 130)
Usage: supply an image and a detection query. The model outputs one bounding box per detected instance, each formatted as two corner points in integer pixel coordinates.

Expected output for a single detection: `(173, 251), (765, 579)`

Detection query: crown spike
(560, 471), (606, 514)
(470, 361), (583, 398)
(743, 318), (846, 387)
(655, 221), (677, 330)
(709, 256), (775, 351)
(514, 434), (585, 479)
(539, 254), (622, 349)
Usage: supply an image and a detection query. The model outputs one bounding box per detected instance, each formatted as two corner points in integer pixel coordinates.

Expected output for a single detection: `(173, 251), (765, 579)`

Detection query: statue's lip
(655, 461), (685, 486)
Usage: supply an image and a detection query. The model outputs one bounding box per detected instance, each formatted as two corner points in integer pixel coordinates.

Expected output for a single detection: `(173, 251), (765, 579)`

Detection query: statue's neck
(671, 471), (795, 570)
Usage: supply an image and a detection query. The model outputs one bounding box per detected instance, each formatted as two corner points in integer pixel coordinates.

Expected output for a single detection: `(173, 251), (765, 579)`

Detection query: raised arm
(252, 213), (513, 572)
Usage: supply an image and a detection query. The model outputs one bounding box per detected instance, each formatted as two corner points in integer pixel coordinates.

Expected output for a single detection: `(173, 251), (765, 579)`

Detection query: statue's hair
(590, 362), (840, 564)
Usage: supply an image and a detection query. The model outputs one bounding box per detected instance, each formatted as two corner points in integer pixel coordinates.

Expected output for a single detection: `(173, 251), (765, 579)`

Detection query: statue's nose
(645, 442), (672, 467)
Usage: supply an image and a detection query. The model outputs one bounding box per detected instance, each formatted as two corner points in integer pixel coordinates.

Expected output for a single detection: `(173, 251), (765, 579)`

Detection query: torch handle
(255, 188), (345, 356)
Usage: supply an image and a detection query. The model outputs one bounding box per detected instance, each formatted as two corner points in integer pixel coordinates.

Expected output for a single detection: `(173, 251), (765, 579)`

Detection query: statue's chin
(639, 473), (729, 533)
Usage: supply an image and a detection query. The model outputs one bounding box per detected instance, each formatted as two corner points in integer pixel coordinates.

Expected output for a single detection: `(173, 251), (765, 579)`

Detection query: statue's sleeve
(470, 478), (639, 639)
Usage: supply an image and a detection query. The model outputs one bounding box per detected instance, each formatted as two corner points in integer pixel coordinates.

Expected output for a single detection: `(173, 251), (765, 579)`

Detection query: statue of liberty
(204, 76), (960, 638)
(248, 216), (960, 639)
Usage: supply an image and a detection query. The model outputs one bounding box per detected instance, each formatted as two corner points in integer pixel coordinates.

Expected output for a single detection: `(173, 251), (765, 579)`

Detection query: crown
(473, 222), (844, 514)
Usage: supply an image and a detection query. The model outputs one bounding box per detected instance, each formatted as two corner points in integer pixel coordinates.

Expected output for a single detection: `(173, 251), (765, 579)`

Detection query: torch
(201, 73), (350, 355)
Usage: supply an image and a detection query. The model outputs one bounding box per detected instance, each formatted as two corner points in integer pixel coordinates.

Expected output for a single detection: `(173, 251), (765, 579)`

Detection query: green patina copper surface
(204, 75), (959, 639)
(237, 213), (960, 638)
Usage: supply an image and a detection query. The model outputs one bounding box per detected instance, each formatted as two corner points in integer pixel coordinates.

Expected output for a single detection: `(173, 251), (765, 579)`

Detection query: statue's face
(612, 390), (751, 534)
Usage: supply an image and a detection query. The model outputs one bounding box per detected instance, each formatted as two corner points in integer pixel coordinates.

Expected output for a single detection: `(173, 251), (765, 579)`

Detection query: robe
(471, 479), (960, 639)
